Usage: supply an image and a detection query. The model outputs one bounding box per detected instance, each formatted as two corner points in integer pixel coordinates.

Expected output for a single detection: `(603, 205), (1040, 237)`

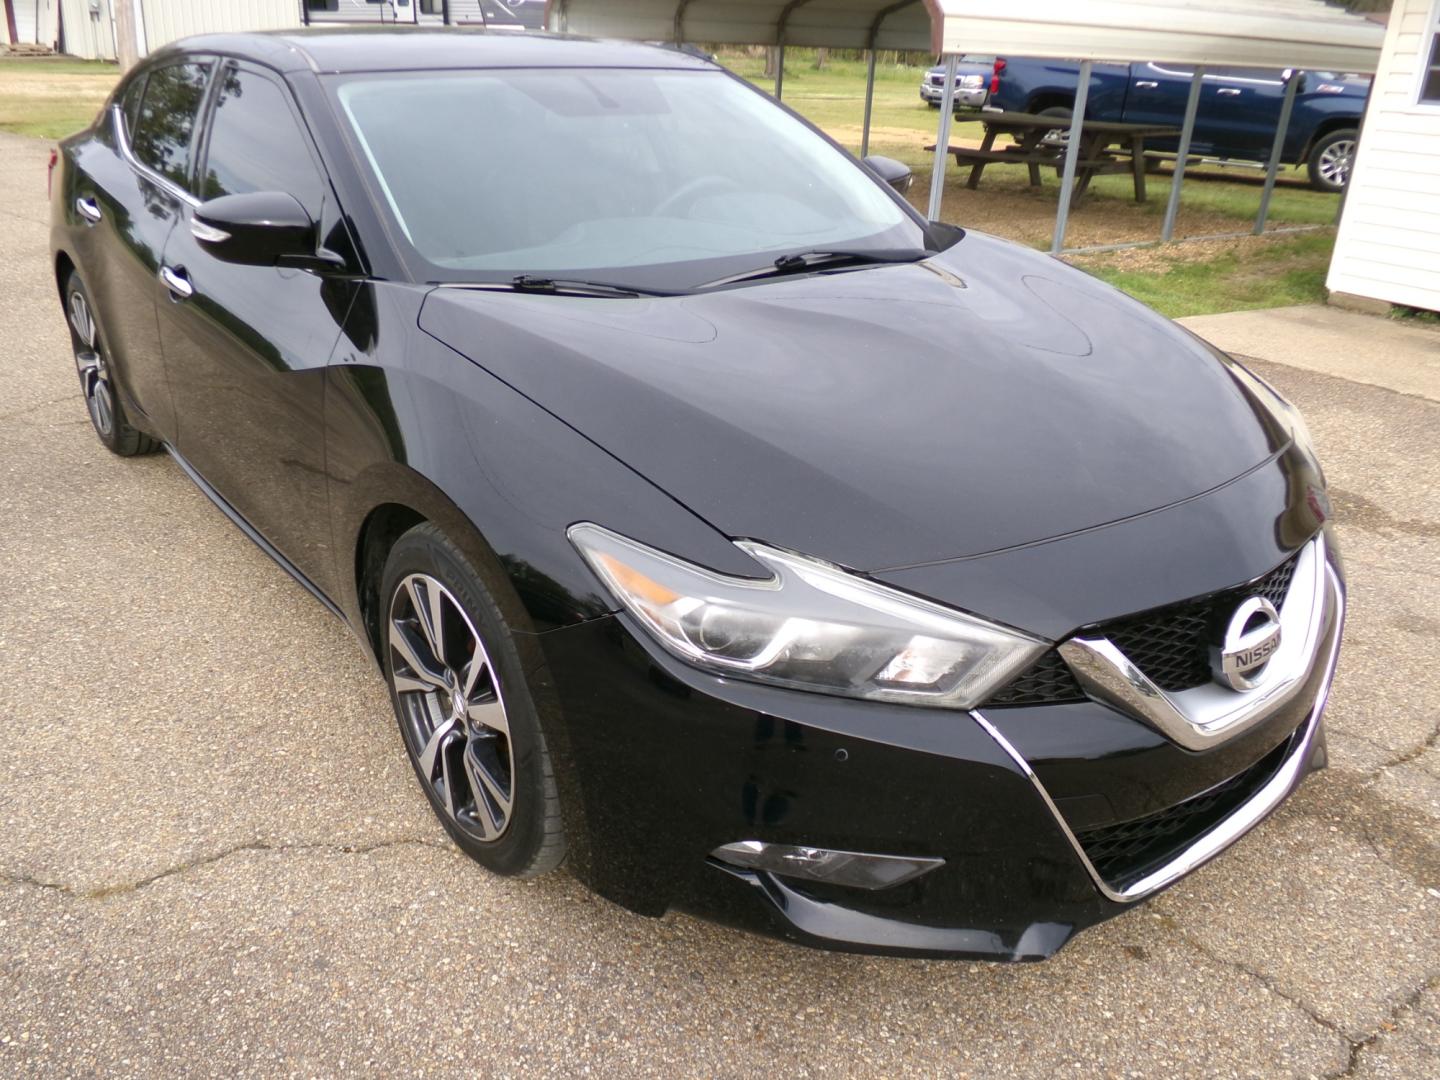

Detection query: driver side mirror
(863, 155), (914, 195)
(191, 191), (318, 267)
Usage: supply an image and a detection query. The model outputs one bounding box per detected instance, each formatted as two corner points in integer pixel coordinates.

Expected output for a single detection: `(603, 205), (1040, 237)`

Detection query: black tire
(1306, 128), (1358, 194)
(380, 522), (565, 878)
(63, 271), (159, 457)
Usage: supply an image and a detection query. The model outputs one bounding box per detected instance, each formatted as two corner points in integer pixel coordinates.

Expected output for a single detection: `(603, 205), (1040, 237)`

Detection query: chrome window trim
(111, 103), (201, 210)
(1058, 535), (1328, 751)
(972, 560), (1343, 904)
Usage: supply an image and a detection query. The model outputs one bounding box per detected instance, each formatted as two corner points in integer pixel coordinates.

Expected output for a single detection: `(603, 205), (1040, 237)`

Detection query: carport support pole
(1254, 70), (1301, 235)
(1161, 65), (1205, 243)
(1050, 60), (1092, 255)
(861, 50), (877, 158)
(926, 54), (960, 221)
(775, 45), (786, 99)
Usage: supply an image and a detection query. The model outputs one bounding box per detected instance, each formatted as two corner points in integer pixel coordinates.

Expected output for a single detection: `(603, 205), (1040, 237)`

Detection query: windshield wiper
(439, 276), (682, 298)
(698, 248), (931, 290)
(510, 275), (681, 298)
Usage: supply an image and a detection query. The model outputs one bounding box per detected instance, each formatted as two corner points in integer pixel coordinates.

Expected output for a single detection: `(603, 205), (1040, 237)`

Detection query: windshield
(331, 68), (926, 288)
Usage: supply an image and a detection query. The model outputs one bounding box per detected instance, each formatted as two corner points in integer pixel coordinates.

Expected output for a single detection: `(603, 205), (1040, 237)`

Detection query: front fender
(322, 281), (756, 642)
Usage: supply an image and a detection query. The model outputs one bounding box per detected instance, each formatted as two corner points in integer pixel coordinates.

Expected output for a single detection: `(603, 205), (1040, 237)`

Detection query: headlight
(569, 523), (1046, 709)
(959, 74), (985, 89)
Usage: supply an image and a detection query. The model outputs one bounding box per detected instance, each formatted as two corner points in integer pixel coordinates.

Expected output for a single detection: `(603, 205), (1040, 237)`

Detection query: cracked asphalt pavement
(2, 129), (1437, 1077)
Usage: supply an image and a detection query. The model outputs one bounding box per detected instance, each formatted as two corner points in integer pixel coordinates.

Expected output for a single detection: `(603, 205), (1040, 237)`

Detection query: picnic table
(928, 111), (1181, 203)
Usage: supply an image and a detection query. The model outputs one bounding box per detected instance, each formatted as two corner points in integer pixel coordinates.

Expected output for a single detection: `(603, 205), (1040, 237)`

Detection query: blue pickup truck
(923, 57), (1368, 192)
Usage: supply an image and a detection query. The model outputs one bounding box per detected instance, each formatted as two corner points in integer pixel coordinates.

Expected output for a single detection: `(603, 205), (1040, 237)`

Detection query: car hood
(418, 232), (1289, 573)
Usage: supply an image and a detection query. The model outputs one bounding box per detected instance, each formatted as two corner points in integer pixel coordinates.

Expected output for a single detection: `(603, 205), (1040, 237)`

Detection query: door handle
(1134, 80), (1159, 89)
(75, 196), (102, 224)
(160, 264), (193, 300)
(1216, 87), (1242, 96)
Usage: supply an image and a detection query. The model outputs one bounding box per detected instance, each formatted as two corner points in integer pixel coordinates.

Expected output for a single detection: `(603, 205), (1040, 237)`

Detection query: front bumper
(921, 83), (988, 109)
(533, 539), (1344, 961)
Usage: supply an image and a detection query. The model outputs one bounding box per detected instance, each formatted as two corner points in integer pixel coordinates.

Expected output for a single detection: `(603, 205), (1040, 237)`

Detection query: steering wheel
(653, 175), (740, 218)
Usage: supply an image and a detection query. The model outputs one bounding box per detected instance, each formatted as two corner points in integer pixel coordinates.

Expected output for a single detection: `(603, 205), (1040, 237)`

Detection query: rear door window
(130, 61), (213, 192)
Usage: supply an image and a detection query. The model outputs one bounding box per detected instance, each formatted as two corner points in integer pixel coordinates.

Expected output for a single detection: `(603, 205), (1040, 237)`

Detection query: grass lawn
(0, 56), (116, 139)
(0, 47), (1339, 317)
(1069, 231), (1334, 319)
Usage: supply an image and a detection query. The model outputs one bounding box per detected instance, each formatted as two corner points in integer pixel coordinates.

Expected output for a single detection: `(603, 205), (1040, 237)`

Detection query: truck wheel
(1037, 106), (1073, 148)
(1307, 129), (1357, 193)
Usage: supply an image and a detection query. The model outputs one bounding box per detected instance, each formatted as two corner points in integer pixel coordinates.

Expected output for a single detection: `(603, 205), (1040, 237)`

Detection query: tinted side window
(121, 73), (147, 137)
(131, 62), (213, 191)
(200, 68), (324, 214)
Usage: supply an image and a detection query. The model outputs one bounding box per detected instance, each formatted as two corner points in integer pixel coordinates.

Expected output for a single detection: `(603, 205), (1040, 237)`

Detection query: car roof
(148, 28), (715, 76)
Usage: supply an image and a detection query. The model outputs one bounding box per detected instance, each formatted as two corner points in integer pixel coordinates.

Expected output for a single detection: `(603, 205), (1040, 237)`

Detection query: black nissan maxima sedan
(50, 30), (1344, 960)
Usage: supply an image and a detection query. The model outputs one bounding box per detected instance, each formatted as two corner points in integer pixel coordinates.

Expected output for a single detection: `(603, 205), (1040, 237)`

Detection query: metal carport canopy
(545, 1), (1385, 74)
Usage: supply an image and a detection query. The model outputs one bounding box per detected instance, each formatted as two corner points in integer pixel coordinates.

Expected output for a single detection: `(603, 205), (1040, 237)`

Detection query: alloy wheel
(68, 290), (113, 438)
(1318, 138), (1355, 189)
(388, 573), (515, 842)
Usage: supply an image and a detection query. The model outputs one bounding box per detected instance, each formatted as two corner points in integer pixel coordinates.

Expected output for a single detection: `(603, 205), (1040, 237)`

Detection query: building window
(1423, 3), (1440, 104)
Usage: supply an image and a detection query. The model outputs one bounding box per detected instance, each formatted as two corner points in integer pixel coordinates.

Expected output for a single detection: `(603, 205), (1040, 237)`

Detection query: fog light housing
(711, 841), (943, 890)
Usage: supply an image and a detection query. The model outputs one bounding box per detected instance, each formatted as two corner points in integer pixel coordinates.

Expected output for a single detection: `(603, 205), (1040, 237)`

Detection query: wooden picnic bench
(928, 111), (1181, 203)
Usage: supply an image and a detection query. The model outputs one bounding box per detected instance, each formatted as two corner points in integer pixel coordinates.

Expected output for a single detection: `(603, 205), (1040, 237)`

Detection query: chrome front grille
(982, 649), (1085, 706)
(981, 550), (1303, 707)
(1103, 553), (1299, 692)
(973, 536), (1343, 905)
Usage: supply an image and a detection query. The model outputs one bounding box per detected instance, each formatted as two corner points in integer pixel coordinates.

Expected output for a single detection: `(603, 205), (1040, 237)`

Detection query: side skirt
(164, 443), (346, 621)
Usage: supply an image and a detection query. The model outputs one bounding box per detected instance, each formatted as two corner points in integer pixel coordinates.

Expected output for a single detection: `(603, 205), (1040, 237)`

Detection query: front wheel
(1307, 129), (1358, 193)
(381, 523), (565, 878)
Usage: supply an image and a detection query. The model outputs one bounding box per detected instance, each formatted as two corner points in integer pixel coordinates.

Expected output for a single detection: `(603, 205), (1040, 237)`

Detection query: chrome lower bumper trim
(974, 561), (1344, 904)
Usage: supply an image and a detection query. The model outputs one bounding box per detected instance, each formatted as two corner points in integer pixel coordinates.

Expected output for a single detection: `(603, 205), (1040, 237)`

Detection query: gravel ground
(0, 129), (1436, 1078)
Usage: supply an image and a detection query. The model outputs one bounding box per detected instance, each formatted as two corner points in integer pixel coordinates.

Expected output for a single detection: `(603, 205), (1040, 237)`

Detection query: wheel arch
(354, 501), (428, 665)
(341, 462), (554, 672)
(1026, 91), (1075, 115)
(1296, 117), (1360, 168)
(54, 250), (77, 302)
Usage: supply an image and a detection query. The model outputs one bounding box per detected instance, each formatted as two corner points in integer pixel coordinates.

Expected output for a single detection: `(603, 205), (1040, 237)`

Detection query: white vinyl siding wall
(57, 0), (118, 59)
(55, 0), (305, 59)
(136, 0), (300, 50)
(6, 0), (60, 46)
(1328, 0), (1440, 313)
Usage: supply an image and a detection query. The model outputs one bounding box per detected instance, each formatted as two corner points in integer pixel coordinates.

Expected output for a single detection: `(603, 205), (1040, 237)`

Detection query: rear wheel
(1307, 129), (1357, 193)
(64, 271), (158, 456)
(381, 523), (565, 878)
(1036, 105), (1073, 148)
